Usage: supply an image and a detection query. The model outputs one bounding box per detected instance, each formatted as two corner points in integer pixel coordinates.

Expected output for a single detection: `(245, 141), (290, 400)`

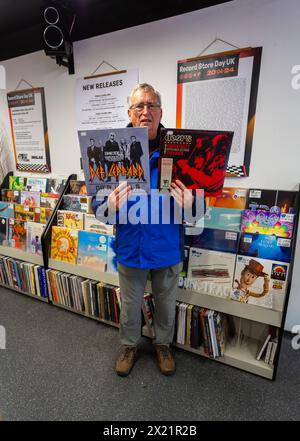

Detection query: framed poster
(176, 47), (262, 177)
(76, 69), (138, 131)
(7, 87), (51, 172)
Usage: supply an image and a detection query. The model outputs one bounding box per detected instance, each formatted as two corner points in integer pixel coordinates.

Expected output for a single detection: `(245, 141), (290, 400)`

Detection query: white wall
(0, 0), (299, 330)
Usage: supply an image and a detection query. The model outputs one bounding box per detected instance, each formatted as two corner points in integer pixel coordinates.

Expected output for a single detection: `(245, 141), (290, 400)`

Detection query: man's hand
(170, 179), (194, 209)
(107, 181), (131, 212)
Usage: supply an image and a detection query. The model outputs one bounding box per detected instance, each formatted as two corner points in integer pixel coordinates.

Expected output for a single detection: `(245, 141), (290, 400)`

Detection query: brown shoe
(154, 345), (176, 376)
(115, 346), (137, 377)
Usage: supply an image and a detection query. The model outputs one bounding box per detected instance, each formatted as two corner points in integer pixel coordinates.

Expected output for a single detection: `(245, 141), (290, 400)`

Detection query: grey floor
(0, 286), (299, 421)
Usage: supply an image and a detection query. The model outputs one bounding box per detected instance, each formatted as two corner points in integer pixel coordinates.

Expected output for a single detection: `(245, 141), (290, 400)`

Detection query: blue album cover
(238, 233), (292, 263)
(78, 127), (150, 196)
(191, 227), (239, 253)
(77, 231), (108, 271)
(204, 207), (242, 231)
(26, 177), (47, 192)
(0, 201), (14, 218)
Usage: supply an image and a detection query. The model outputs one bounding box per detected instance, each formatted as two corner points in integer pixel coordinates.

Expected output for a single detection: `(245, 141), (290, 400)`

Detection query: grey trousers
(118, 262), (182, 346)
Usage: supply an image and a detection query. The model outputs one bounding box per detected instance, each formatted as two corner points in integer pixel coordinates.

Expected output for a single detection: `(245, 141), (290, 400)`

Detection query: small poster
(176, 47), (262, 177)
(76, 69), (138, 130)
(7, 87), (51, 172)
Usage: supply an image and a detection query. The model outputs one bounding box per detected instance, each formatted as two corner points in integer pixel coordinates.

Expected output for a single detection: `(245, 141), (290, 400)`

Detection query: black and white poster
(176, 47), (262, 177)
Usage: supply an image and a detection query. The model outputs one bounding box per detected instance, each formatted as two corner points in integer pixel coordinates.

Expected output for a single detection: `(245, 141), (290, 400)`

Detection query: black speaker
(41, 0), (75, 74)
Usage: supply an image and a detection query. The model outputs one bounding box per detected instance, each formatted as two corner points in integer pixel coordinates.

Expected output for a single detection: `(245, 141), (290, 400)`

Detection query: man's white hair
(129, 83), (161, 107)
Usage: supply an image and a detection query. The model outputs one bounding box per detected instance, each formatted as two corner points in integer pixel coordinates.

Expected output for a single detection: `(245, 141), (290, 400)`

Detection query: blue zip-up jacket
(114, 147), (184, 269)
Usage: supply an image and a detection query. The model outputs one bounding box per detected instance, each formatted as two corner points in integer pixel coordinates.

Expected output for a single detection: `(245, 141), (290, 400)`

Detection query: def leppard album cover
(158, 128), (233, 196)
(78, 127), (150, 196)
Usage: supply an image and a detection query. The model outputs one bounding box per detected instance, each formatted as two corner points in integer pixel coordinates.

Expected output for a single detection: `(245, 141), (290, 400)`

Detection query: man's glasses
(130, 102), (161, 113)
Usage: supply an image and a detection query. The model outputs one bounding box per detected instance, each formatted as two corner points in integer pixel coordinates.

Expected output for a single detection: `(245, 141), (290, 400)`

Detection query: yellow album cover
(14, 204), (40, 222)
(40, 207), (53, 224)
(50, 226), (78, 264)
(57, 210), (84, 230)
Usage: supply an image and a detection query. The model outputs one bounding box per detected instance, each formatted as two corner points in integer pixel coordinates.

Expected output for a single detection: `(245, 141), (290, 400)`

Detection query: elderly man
(104, 83), (194, 376)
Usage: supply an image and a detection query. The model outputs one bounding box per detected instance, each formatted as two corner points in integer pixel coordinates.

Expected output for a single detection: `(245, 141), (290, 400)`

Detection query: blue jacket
(114, 147), (184, 269)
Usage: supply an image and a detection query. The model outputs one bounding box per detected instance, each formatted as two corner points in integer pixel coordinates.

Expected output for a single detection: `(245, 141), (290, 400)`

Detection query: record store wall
(0, 0), (299, 330)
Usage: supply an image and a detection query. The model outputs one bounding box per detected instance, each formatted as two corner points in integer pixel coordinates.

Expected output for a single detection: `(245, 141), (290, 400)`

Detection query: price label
(249, 190), (261, 198)
(225, 232), (238, 241)
(278, 238), (291, 247)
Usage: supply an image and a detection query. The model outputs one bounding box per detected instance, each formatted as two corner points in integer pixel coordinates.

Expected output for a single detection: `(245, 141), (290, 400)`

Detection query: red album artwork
(158, 128), (233, 196)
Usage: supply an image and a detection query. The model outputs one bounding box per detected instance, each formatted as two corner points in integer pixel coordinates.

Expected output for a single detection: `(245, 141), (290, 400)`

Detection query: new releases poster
(78, 127), (150, 195)
(76, 69), (138, 131)
(176, 47), (262, 177)
(158, 128), (233, 196)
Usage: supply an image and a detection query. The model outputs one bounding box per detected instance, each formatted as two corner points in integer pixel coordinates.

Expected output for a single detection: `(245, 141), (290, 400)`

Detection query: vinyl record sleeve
(204, 207), (242, 231)
(206, 187), (247, 209)
(239, 233), (292, 263)
(77, 231), (108, 272)
(158, 128), (233, 196)
(50, 226), (78, 264)
(232, 255), (289, 311)
(191, 227), (239, 253)
(187, 247), (236, 299)
(246, 188), (298, 214)
(78, 127), (150, 196)
(241, 210), (294, 238)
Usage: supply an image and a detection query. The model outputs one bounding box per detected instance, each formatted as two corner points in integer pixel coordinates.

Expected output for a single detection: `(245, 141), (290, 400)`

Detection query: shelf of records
(45, 178), (118, 285)
(0, 255), (49, 303)
(38, 184), (300, 330)
(0, 175), (67, 263)
(142, 295), (277, 380)
(0, 176), (298, 379)
(47, 269), (120, 328)
(0, 251), (121, 325)
(178, 186), (299, 329)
